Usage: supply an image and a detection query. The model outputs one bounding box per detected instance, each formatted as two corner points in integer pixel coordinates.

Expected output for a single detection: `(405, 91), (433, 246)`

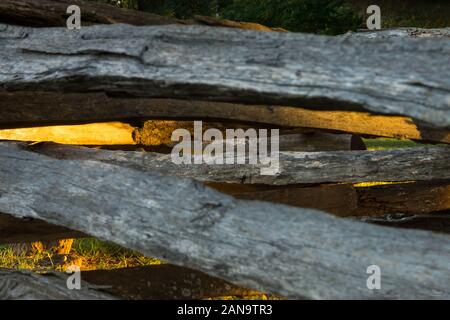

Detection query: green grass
(0, 238), (162, 272)
(71, 238), (162, 270)
(362, 137), (445, 151)
(0, 247), (50, 270)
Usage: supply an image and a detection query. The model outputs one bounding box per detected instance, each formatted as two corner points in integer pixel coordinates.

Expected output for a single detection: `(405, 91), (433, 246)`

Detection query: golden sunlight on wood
(0, 122), (135, 145)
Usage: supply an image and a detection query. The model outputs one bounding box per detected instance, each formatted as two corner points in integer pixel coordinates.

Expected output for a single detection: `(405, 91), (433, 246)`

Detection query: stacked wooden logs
(0, 0), (449, 300)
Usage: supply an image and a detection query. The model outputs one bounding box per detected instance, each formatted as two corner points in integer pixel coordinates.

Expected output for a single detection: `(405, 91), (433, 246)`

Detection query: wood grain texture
(0, 122), (135, 145)
(0, 0), (188, 27)
(0, 143), (449, 299)
(342, 28), (450, 39)
(134, 121), (365, 150)
(208, 181), (450, 217)
(9, 142), (450, 185)
(0, 118), (364, 151)
(0, 212), (85, 244)
(0, 268), (116, 299)
(0, 23), (449, 128)
(1, 180), (447, 245)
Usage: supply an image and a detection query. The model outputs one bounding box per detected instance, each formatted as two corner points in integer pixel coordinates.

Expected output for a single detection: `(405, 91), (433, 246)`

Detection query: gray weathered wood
(0, 23), (449, 128)
(208, 180), (450, 217)
(8, 142), (450, 185)
(0, 144), (449, 299)
(343, 28), (450, 39)
(0, 268), (116, 300)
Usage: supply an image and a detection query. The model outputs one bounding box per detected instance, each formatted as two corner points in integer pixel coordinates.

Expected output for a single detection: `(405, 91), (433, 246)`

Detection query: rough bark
(0, 268), (116, 299)
(208, 180), (450, 217)
(9, 142), (450, 185)
(1, 23), (449, 128)
(2, 180), (448, 244)
(0, 144), (450, 299)
(1, 92), (448, 144)
(133, 121), (365, 151)
(0, 212), (85, 244)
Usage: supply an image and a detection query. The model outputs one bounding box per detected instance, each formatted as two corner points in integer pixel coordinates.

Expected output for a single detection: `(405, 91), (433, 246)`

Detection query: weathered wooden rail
(0, 0), (281, 31)
(1, 93), (449, 144)
(6, 141), (448, 185)
(81, 265), (260, 300)
(342, 28), (450, 39)
(0, 144), (450, 299)
(0, 23), (449, 128)
(0, 268), (115, 299)
(0, 8), (449, 300)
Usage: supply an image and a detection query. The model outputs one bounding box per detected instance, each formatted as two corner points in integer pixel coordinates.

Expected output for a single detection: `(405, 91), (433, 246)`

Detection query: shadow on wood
(0, 268), (116, 299)
(82, 264), (262, 300)
(0, 212), (85, 244)
(0, 143), (450, 299)
(1, 23), (449, 128)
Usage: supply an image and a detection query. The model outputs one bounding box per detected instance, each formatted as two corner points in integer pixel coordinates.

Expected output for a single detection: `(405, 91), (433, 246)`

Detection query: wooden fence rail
(0, 8), (449, 300)
(6, 142), (449, 185)
(0, 23), (449, 128)
(0, 144), (449, 299)
(1, 93), (449, 144)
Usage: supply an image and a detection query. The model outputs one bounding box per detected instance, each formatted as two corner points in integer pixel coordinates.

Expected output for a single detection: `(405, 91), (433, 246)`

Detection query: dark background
(87, 0), (449, 34)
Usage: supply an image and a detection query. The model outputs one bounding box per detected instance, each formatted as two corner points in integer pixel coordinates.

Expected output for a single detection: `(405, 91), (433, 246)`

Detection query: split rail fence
(0, 0), (449, 299)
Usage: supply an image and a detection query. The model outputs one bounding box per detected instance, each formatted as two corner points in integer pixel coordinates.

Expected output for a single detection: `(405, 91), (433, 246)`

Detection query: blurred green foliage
(87, 0), (364, 34)
(220, 0), (362, 34)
